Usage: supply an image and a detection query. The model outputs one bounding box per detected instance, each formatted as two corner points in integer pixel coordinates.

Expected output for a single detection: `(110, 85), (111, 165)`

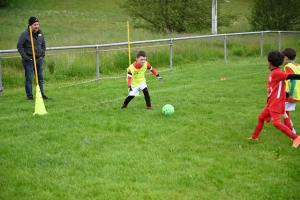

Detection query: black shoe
(120, 104), (127, 109)
(27, 96), (33, 100)
(42, 95), (52, 100)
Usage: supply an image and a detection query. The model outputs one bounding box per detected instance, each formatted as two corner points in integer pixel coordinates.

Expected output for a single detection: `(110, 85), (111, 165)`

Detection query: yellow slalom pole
(29, 26), (48, 115)
(29, 26), (39, 86)
(127, 21), (131, 66)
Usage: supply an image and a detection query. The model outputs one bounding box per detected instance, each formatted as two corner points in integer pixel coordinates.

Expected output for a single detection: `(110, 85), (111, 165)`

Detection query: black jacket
(17, 28), (46, 60)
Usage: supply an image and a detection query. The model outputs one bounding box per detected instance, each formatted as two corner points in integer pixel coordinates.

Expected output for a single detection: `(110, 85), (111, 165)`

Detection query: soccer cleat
(292, 136), (300, 148)
(247, 137), (258, 141)
(27, 96), (33, 100)
(147, 107), (153, 110)
(42, 95), (52, 100)
(120, 104), (127, 109)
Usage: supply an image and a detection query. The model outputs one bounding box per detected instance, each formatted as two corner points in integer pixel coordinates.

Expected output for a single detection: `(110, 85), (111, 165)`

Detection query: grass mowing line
(55, 70), (265, 107)
(58, 68), (172, 88)
(206, 72), (265, 82)
(58, 57), (265, 90)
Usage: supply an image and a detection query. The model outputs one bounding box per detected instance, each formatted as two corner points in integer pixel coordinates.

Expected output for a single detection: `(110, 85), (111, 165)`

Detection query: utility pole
(212, 0), (217, 35)
(66, 0), (68, 15)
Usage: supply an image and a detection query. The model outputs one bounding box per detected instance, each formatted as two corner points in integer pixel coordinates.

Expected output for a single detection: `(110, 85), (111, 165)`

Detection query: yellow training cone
(33, 85), (48, 115)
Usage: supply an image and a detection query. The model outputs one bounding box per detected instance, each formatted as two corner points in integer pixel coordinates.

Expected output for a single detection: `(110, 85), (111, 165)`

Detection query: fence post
(170, 38), (173, 71)
(260, 32), (264, 58)
(224, 34), (227, 64)
(0, 56), (3, 96)
(96, 46), (100, 82)
(278, 31), (281, 51)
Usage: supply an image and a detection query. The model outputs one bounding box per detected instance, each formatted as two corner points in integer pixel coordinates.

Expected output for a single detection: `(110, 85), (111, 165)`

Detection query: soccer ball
(162, 104), (175, 116)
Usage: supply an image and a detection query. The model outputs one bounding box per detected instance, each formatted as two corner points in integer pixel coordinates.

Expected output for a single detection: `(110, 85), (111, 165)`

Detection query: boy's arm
(289, 80), (296, 96)
(147, 62), (163, 82)
(147, 62), (158, 75)
(287, 74), (300, 80)
(127, 70), (132, 88)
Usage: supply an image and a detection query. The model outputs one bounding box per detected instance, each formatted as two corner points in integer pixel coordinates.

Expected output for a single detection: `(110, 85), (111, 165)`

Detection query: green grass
(1, 58), (300, 199)
(1, 1), (300, 199)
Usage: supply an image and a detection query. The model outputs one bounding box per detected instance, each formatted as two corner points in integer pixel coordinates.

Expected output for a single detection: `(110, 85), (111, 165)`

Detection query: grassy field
(1, 0), (299, 89)
(1, 0), (300, 199)
(1, 58), (300, 199)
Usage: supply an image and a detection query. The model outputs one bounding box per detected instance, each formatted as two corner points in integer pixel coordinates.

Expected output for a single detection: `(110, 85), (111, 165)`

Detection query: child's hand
(156, 74), (163, 82)
(128, 86), (132, 94)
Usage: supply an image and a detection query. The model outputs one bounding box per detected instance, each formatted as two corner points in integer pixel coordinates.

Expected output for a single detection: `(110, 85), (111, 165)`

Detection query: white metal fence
(0, 30), (299, 96)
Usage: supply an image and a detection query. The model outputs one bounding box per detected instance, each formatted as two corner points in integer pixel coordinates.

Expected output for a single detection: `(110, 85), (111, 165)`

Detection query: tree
(247, 0), (300, 31)
(121, 0), (237, 33)
(0, 0), (11, 8)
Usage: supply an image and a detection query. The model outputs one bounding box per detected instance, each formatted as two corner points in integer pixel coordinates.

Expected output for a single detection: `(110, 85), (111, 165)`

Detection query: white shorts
(285, 102), (297, 111)
(129, 82), (147, 96)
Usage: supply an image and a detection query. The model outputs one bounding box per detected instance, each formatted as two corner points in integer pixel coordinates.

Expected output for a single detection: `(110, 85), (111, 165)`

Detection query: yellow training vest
(285, 63), (300, 100)
(126, 61), (148, 87)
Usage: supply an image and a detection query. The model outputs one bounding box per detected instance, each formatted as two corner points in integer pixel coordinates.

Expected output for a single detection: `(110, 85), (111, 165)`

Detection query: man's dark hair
(268, 50), (284, 67)
(136, 51), (146, 58)
(281, 47), (296, 60)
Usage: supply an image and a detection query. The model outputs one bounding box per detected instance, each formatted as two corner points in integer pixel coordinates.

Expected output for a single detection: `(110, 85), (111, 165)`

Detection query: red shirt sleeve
(147, 62), (158, 75)
(127, 69), (132, 86)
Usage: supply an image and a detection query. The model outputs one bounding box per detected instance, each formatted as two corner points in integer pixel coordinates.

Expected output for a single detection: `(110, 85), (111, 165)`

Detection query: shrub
(247, 0), (300, 31)
(0, 0), (11, 8)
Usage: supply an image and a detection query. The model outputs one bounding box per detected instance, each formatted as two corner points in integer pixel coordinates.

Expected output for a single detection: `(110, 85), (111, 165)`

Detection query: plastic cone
(33, 85), (48, 115)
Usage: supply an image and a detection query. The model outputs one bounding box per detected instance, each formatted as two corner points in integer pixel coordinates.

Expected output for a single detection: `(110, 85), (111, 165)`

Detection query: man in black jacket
(17, 16), (51, 100)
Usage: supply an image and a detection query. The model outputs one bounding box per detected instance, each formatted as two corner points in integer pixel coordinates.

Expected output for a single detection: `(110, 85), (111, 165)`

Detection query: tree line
(1, 0), (299, 32)
(121, 0), (300, 33)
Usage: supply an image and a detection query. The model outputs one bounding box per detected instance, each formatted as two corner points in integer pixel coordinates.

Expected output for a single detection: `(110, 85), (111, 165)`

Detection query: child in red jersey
(248, 50), (300, 148)
(281, 48), (300, 133)
(120, 51), (163, 110)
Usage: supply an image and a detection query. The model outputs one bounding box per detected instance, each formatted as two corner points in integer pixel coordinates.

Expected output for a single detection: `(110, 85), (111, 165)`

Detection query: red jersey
(267, 68), (289, 113)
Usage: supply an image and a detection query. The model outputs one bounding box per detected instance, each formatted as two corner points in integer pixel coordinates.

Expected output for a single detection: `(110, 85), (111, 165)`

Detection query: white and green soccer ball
(162, 104), (175, 116)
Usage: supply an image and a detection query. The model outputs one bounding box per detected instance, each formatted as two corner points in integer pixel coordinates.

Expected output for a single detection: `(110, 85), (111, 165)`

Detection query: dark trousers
(22, 58), (44, 98)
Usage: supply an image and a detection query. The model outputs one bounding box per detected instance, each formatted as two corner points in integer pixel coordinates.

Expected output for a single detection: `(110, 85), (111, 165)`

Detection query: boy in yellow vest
(281, 48), (300, 133)
(120, 51), (163, 110)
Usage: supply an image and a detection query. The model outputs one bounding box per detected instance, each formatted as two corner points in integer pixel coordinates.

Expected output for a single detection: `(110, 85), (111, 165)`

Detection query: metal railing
(0, 30), (299, 96)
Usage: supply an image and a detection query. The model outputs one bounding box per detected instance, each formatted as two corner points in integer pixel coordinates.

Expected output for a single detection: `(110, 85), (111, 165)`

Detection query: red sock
(276, 123), (298, 140)
(252, 117), (264, 139)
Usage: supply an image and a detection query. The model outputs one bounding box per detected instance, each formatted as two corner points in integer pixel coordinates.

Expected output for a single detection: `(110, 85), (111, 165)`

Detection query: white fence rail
(0, 30), (299, 96)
